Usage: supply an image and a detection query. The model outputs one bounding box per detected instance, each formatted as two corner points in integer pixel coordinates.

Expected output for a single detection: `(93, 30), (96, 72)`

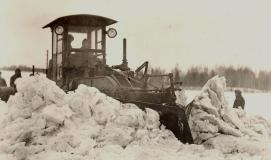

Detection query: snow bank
(189, 75), (271, 158)
(0, 100), (8, 124)
(0, 75), (270, 160)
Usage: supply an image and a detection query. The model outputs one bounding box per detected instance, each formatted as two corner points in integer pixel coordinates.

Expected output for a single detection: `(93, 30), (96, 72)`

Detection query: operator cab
(43, 14), (117, 86)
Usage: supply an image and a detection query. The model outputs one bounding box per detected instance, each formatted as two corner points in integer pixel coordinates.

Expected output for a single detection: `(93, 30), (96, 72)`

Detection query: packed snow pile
(189, 75), (271, 157)
(175, 90), (188, 106)
(0, 75), (270, 160)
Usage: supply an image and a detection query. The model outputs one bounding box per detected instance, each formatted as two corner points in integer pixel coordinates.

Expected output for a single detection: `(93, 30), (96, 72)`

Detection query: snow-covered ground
(0, 74), (271, 159)
(0, 70), (44, 87)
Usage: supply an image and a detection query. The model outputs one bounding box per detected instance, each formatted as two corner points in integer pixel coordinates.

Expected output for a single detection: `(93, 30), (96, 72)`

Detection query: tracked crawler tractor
(42, 14), (193, 143)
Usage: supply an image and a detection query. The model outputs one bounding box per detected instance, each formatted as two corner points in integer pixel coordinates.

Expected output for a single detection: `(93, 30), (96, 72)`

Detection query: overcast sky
(1, 0), (271, 71)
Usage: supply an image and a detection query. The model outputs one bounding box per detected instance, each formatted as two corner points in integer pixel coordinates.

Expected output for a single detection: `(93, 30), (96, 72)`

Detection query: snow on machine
(43, 14), (193, 143)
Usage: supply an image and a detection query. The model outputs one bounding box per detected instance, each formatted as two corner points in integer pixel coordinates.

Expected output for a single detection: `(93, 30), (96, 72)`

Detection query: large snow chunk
(0, 100), (8, 124)
(15, 75), (65, 104)
(42, 105), (65, 124)
(92, 102), (116, 125)
(30, 95), (44, 110)
(201, 75), (227, 104)
(113, 103), (145, 128)
(175, 90), (188, 106)
(67, 95), (91, 118)
(145, 108), (160, 130)
(98, 123), (134, 147)
(203, 135), (269, 156)
(193, 95), (219, 117)
(189, 75), (271, 158)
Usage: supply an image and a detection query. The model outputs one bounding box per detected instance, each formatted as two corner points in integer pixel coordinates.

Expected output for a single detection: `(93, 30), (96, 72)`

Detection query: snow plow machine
(1, 14), (193, 144)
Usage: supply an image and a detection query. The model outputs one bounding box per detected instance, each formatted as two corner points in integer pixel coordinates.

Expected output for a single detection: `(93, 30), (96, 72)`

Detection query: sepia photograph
(0, 0), (271, 159)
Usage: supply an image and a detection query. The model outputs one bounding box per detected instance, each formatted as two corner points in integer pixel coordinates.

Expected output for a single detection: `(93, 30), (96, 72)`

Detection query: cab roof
(43, 14), (117, 29)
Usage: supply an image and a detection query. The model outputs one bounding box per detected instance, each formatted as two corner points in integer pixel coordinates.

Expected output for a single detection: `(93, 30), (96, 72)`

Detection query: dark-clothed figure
(81, 38), (89, 49)
(10, 68), (22, 89)
(68, 34), (74, 51)
(0, 72), (7, 87)
(81, 38), (96, 77)
(233, 90), (245, 109)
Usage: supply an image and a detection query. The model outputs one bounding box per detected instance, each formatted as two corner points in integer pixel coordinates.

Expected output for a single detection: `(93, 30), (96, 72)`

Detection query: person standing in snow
(10, 68), (22, 90)
(0, 71), (7, 87)
(233, 90), (245, 109)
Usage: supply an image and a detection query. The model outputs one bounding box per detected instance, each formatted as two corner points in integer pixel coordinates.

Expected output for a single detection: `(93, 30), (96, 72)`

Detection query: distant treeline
(2, 64), (271, 91)
(0, 65), (46, 73)
(150, 65), (271, 91)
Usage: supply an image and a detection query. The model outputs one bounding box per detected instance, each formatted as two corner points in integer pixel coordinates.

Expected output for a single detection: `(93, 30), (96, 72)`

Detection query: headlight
(55, 26), (64, 35)
(107, 28), (117, 38)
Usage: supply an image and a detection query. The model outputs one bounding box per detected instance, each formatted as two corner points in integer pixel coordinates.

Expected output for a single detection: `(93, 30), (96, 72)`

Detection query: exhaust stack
(122, 38), (128, 68)
(111, 38), (130, 71)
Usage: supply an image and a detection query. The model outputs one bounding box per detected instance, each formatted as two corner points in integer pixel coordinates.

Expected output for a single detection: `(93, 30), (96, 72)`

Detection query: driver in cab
(80, 39), (97, 77)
